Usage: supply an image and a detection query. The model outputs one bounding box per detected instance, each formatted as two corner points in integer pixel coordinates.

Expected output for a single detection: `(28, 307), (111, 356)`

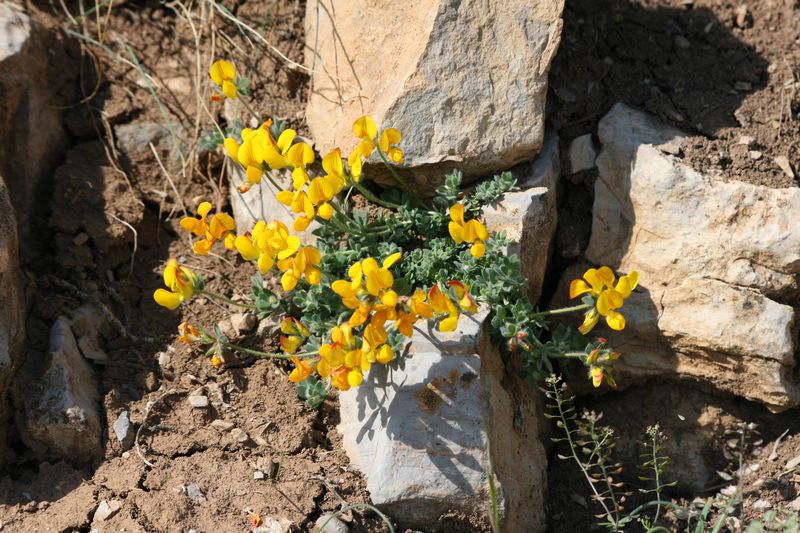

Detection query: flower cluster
(224, 120), (314, 190)
(448, 204), (489, 259)
(276, 149), (346, 231)
(153, 259), (201, 309)
(584, 338), (620, 388)
(570, 267), (639, 333)
(180, 202), (236, 255)
(234, 220), (321, 291)
(348, 115), (403, 180)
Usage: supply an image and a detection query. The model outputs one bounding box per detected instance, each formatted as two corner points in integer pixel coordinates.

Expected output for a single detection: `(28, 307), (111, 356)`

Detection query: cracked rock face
(304, 0), (564, 191)
(583, 103), (800, 412)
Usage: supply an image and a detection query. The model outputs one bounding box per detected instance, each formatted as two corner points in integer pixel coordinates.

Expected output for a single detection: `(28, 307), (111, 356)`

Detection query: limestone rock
(305, 0), (564, 191)
(17, 317), (103, 459)
(482, 132), (559, 304)
(338, 311), (546, 531)
(580, 103), (800, 411)
(568, 134), (596, 173)
(112, 411), (134, 450)
(0, 176), (24, 464)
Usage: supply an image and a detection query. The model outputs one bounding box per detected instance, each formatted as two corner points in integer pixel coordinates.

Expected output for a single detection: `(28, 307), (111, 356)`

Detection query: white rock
(230, 312), (257, 334)
(253, 470), (265, 481)
(482, 132), (559, 304)
(338, 310), (546, 531)
(92, 500), (121, 522)
(230, 428), (249, 443)
(314, 514), (349, 533)
(186, 483), (206, 503)
(749, 150), (762, 160)
(17, 317), (103, 458)
(252, 517), (293, 533)
(568, 134), (597, 174)
(304, 0), (564, 190)
(774, 155), (795, 179)
(157, 351), (171, 368)
(750, 499), (772, 510)
(210, 419), (235, 432)
(580, 103), (800, 411)
(188, 395), (209, 408)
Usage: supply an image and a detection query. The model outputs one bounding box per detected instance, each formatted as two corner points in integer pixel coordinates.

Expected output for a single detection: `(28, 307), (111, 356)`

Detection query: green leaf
(295, 376), (329, 409)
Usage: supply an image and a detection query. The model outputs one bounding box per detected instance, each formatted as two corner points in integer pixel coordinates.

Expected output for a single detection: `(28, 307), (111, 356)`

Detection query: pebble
(737, 135), (755, 146)
(186, 483), (206, 503)
(93, 500), (121, 522)
(253, 470), (266, 480)
(790, 496), (800, 511)
(658, 141), (682, 156)
(774, 156), (795, 179)
(568, 134), (597, 174)
(210, 419), (235, 432)
(751, 498), (772, 510)
(749, 150), (762, 160)
(253, 517), (293, 533)
(231, 428), (249, 443)
(112, 411), (134, 449)
(674, 35), (690, 49)
(188, 395), (209, 408)
(230, 312), (257, 334)
(73, 232), (89, 246)
(315, 514), (349, 533)
(157, 351), (171, 368)
(735, 5), (751, 28)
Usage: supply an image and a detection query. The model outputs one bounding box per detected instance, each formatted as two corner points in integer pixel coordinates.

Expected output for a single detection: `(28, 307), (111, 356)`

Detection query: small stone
(73, 232), (89, 246)
(674, 35), (690, 49)
(230, 427), (249, 443)
(658, 141), (682, 156)
(230, 312), (257, 334)
(749, 150), (763, 160)
(210, 419), (235, 432)
(253, 517), (293, 533)
(188, 395), (209, 408)
(157, 351), (171, 368)
(112, 411), (134, 449)
(774, 156), (795, 179)
(315, 514), (349, 533)
(253, 470), (265, 480)
(93, 500), (121, 522)
(737, 135), (755, 146)
(735, 5), (752, 28)
(751, 498), (772, 510)
(144, 371), (158, 392)
(568, 134), (597, 174)
(186, 483), (206, 503)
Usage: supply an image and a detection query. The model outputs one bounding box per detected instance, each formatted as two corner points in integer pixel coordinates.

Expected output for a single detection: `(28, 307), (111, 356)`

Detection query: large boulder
(0, 176), (25, 464)
(338, 311), (547, 532)
(304, 0), (564, 191)
(577, 103), (800, 412)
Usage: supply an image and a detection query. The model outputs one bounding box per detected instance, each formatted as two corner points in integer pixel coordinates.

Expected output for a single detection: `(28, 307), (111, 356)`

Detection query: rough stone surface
(305, 0), (564, 191)
(315, 514), (349, 533)
(188, 395), (209, 408)
(568, 133), (596, 173)
(0, 3), (73, 243)
(0, 176), (24, 464)
(338, 310), (546, 531)
(92, 500), (121, 522)
(482, 132), (559, 304)
(581, 103), (800, 411)
(17, 317), (103, 459)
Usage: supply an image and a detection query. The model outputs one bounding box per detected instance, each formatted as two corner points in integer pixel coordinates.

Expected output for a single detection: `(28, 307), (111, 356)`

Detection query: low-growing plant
(154, 59), (640, 405)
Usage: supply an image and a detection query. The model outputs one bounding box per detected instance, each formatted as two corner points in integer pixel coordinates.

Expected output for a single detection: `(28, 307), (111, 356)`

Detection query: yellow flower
(378, 127), (403, 164)
(585, 341), (621, 388)
(570, 267), (639, 334)
(209, 59), (237, 100)
(277, 246), (321, 291)
(180, 201), (236, 255)
(331, 253), (400, 326)
(177, 322), (201, 344)
(352, 115), (377, 141)
(280, 317), (310, 354)
(448, 204), (490, 258)
(427, 281), (478, 332)
(210, 353), (224, 368)
(153, 259), (200, 309)
(288, 357), (315, 383)
(234, 220), (300, 273)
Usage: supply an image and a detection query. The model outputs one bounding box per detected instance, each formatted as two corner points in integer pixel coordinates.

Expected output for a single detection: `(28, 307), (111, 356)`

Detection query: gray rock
(568, 134), (597, 173)
(304, 0), (564, 191)
(112, 411), (134, 450)
(230, 428), (249, 443)
(338, 310), (546, 532)
(230, 312), (257, 334)
(69, 304), (111, 362)
(210, 419), (235, 432)
(188, 395), (209, 408)
(674, 35), (690, 48)
(315, 514), (349, 533)
(253, 470), (265, 481)
(92, 500), (121, 522)
(482, 132), (559, 305)
(186, 483), (206, 503)
(17, 317), (103, 459)
(774, 155), (795, 179)
(578, 103), (800, 411)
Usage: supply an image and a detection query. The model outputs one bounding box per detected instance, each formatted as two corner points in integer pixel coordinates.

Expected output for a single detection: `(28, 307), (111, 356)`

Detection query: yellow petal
(382, 252), (401, 269)
(293, 216), (312, 232)
(439, 314), (459, 332)
(469, 241), (485, 258)
(192, 239), (213, 255)
(292, 167), (309, 190)
(591, 367), (604, 388)
(387, 147), (404, 164)
(616, 271), (640, 298)
(317, 202), (334, 220)
(376, 344), (394, 364)
(281, 271), (299, 292)
(347, 368), (363, 388)
(570, 279), (592, 299)
(378, 128), (401, 151)
(257, 253), (275, 273)
(578, 311), (599, 335)
(449, 203), (465, 224)
(277, 129), (297, 152)
(223, 138), (240, 161)
(235, 236), (260, 261)
(222, 80), (237, 99)
(352, 115), (377, 140)
(605, 310), (626, 331)
(322, 148), (344, 177)
(154, 289), (182, 310)
(448, 221), (464, 243)
(245, 166), (262, 184)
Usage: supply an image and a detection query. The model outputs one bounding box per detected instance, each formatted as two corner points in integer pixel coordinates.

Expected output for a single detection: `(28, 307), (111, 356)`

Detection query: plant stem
(531, 303), (591, 318)
(201, 290), (256, 310)
(351, 181), (403, 210)
(238, 95), (261, 122)
(376, 146), (415, 196)
(223, 342), (316, 360)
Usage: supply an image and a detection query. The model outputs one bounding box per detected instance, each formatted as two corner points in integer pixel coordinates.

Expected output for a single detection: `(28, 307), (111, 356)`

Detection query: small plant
(153, 59), (640, 404)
